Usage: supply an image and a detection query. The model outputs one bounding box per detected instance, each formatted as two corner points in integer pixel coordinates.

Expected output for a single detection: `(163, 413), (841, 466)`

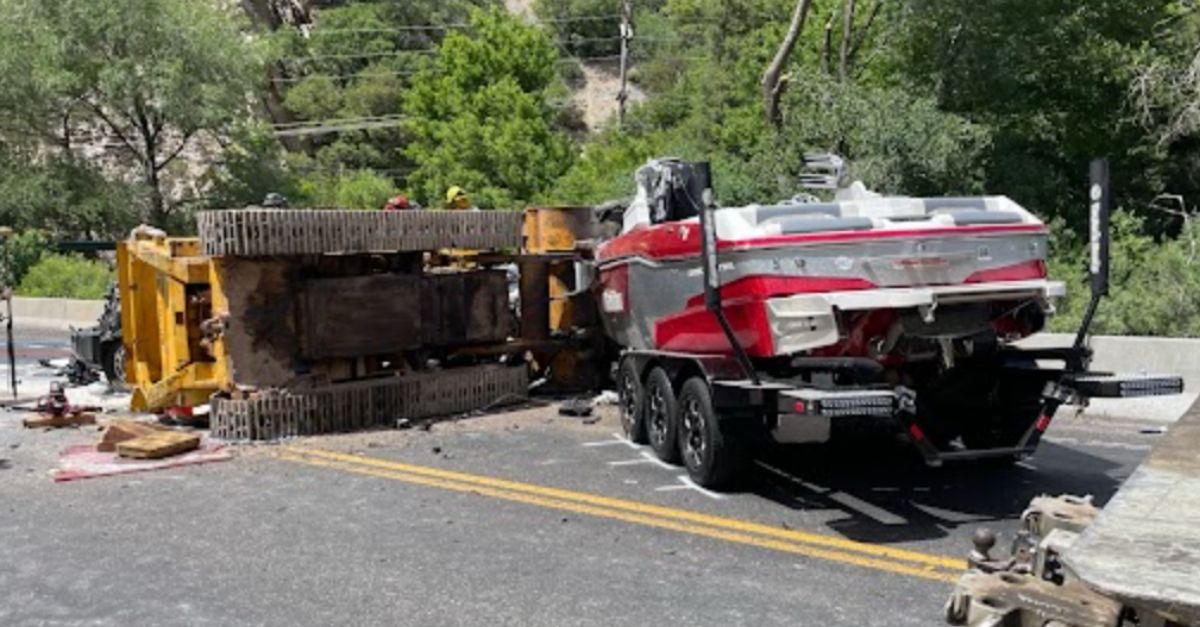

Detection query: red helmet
(383, 195), (411, 211)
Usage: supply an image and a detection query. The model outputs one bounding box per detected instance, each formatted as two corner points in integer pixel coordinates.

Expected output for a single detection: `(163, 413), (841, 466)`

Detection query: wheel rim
(647, 382), (667, 446)
(619, 370), (638, 436)
(680, 396), (705, 469)
(113, 346), (126, 382)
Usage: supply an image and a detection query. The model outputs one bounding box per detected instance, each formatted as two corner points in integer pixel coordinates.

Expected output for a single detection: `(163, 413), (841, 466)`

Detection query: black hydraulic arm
(1018, 158), (1114, 451)
(692, 162), (759, 385)
(1074, 158), (1110, 351)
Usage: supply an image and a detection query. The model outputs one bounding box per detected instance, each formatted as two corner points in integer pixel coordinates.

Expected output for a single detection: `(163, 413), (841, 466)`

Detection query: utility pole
(617, 0), (633, 127)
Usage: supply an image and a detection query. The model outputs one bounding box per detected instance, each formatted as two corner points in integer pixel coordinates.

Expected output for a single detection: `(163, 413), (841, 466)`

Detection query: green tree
(268, 1), (494, 192)
(1049, 211), (1200, 337)
(0, 229), (50, 289)
(294, 169), (401, 210)
(0, 0), (263, 227)
(16, 254), (112, 300)
(535, 0), (636, 58)
(894, 0), (1174, 229)
(0, 146), (140, 238)
(403, 9), (574, 208)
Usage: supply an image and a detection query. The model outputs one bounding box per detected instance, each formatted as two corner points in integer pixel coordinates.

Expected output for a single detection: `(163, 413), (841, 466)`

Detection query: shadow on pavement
(746, 435), (1127, 546)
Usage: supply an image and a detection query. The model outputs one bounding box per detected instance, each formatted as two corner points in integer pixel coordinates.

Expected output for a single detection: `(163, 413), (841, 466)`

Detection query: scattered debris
(591, 390), (619, 406)
(23, 412), (96, 429)
(158, 405), (209, 428)
(22, 382), (100, 429)
(53, 441), (231, 482)
(558, 398), (594, 418)
(117, 430), (201, 460)
(98, 419), (168, 453)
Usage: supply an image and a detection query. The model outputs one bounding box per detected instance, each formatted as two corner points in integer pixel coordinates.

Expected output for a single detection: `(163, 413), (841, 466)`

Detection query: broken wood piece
(98, 419), (169, 452)
(116, 431), (201, 459)
(23, 412), (96, 429)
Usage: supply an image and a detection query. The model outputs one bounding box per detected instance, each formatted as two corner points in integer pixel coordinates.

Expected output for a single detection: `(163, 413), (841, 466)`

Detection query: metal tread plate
(197, 209), (524, 257)
(211, 365), (528, 441)
(1062, 396), (1200, 623)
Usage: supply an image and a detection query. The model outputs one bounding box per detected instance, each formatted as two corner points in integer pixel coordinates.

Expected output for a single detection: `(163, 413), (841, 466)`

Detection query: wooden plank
(116, 431), (201, 459)
(98, 419), (168, 452)
(23, 412), (96, 429)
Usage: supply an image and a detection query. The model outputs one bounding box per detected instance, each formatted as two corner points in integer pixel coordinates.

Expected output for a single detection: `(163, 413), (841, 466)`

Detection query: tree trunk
(839, 0), (857, 82)
(761, 0), (813, 127)
(146, 161), (166, 228)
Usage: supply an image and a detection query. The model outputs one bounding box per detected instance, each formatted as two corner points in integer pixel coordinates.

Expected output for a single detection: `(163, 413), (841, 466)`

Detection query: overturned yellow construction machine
(117, 208), (602, 440)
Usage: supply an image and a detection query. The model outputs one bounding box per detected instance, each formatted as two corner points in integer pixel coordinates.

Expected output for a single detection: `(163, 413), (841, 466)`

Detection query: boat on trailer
(595, 158), (1182, 489)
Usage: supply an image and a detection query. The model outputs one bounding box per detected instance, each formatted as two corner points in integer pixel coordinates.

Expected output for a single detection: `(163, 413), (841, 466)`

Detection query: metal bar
(5, 292), (14, 398)
(694, 162), (759, 385)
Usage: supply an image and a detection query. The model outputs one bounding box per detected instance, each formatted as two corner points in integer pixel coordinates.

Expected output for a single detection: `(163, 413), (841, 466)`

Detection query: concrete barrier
(1021, 333), (1200, 423)
(10, 297), (105, 331)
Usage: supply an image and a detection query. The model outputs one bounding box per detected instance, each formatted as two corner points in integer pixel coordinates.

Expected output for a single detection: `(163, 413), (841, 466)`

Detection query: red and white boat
(594, 159), (1180, 489)
(597, 160), (1063, 360)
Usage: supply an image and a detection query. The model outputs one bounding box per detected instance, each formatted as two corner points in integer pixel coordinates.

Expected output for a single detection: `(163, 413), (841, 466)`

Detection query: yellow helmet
(446, 186), (472, 210)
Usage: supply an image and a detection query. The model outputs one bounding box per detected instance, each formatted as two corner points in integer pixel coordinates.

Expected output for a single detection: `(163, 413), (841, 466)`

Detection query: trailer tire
(617, 359), (648, 444)
(678, 377), (746, 489)
(645, 367), (680, 463)
(101, 340), (126, 387)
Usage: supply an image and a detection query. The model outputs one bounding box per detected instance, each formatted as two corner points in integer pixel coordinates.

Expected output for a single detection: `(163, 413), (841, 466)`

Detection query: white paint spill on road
(756, 460), (906, 524)
(825, 492), (908, 525)
(582, 433), (640, 450)
(639, 450), (674, 469)
(677, 475), (726, 500)
(910, 501), (990, 524)
(609, 458), (657, 467)
(1044, 436), (1151, 452)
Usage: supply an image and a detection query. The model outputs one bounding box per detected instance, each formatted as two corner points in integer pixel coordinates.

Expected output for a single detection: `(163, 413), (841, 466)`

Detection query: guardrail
(11, 297), (106, 331)
(1021, 333), (1200, 423)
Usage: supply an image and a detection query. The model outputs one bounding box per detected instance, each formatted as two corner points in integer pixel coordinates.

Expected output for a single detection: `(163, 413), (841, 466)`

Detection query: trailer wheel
(678, 377), (746, 489)
(617, 360), (648, 444)
(101, 341), (126, 387)
(645, 367), (680, 463)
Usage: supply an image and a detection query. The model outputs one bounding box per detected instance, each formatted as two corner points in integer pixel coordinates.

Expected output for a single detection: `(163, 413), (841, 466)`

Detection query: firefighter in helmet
(445, 186), (477, 211)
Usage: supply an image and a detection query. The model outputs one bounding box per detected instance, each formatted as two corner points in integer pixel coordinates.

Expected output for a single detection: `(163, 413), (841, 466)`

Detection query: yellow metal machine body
(117, 231), (228, 412)
(520, 207), (604, 390)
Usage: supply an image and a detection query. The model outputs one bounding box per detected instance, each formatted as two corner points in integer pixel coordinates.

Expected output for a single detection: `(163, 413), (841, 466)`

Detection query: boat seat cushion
(934, 209), (1023, 225)
(775, 216), (875, 234)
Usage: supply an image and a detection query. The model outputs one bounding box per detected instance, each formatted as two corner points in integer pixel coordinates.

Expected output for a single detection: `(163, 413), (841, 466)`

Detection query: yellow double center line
(280, 447), (965, 583)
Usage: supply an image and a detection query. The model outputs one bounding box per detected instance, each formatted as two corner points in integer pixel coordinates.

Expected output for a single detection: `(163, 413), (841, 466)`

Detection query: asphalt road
(0, 329), (1166, 626)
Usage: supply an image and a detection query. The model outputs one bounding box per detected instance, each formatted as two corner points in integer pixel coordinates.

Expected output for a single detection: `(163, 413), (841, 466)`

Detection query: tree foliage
(16, 253), (112, 300)
(402, 9), (574, 208)
(0, 0), (262, 227)
(1050, 212), (1200, 337)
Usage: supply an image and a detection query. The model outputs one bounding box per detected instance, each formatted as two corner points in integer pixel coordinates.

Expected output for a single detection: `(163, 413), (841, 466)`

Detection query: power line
(271, 114), (407, 130)
(285, 49), (436, 62)
(305, 13), (622, 36)
(270, 55), (625, 84)
(271, 69), (421, 84)
(270, 114), (409, 137)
